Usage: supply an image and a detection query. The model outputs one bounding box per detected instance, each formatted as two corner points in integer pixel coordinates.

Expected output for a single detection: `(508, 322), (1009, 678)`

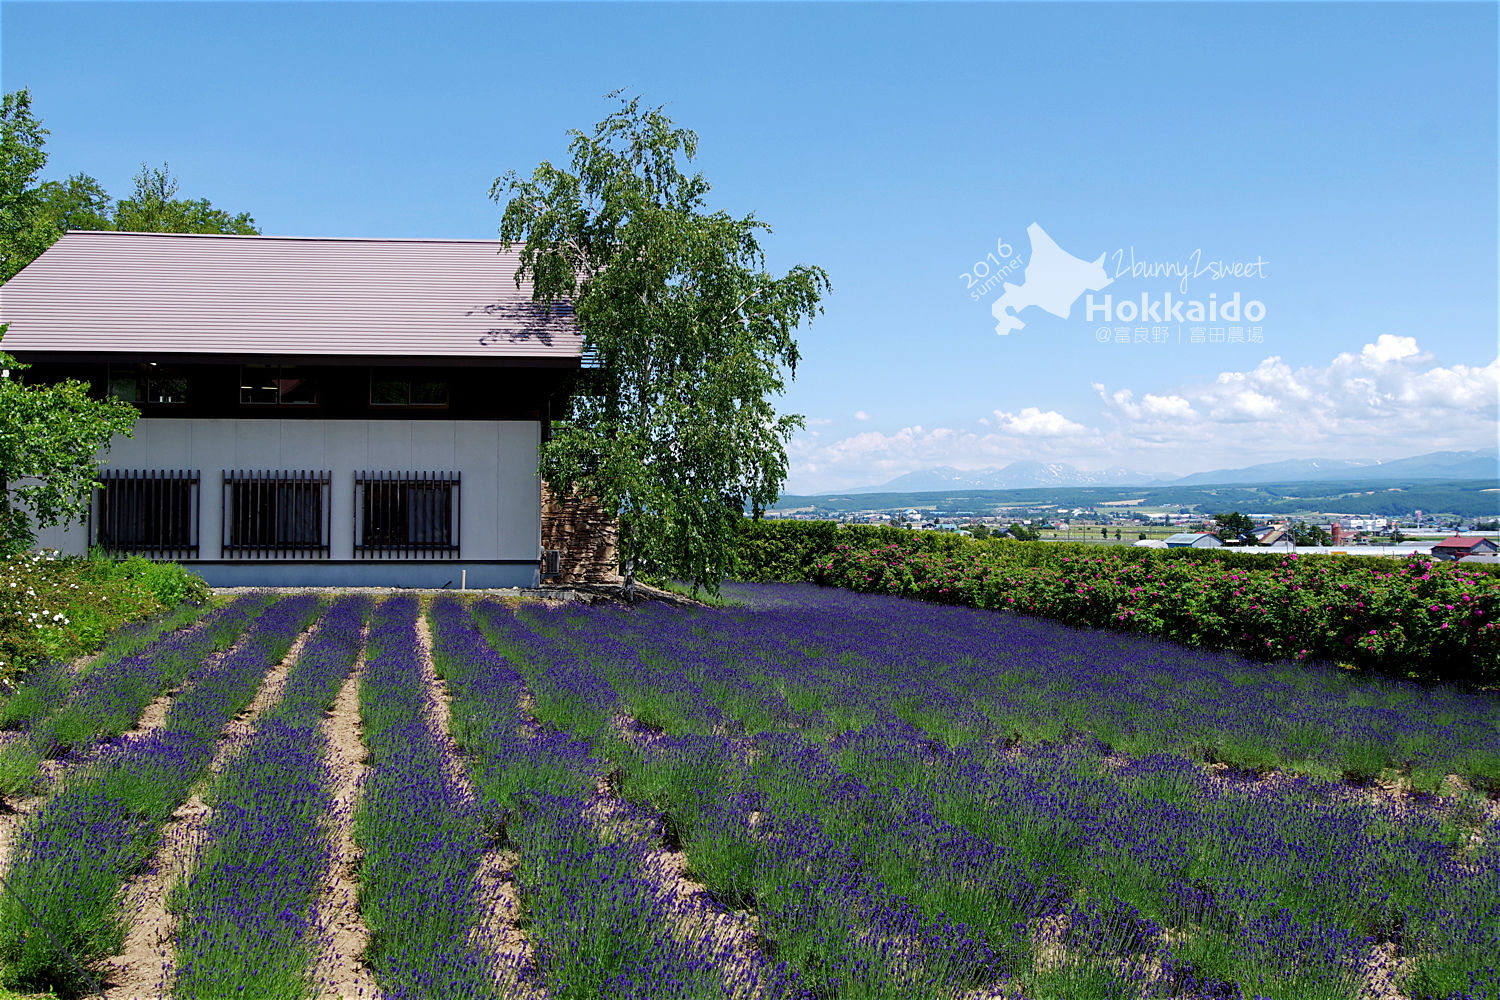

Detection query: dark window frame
(221, 469), (332, 558)
(368, 371), (451, 409)
(238, 365), (322, 406)
(353, 471), (461, 558)
(90, 469), (200, 559)
(107, 363), (191, 405)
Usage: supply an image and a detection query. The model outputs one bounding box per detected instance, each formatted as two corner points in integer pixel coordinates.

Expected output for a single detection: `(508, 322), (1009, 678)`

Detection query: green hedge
(734, 520), (1500, 685)
(732, 519), (842, 581)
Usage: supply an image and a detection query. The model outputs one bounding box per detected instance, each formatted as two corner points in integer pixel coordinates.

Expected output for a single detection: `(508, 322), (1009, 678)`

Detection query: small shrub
(0, 550), (209, 682)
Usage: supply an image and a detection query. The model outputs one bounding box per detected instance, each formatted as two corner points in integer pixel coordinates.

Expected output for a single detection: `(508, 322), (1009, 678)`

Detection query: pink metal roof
(0, 231), (581, 362)
(1432, 536), (1494, 550)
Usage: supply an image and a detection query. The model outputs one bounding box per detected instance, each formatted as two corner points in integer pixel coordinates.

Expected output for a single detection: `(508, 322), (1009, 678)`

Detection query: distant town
(766, 476), (1500, 563)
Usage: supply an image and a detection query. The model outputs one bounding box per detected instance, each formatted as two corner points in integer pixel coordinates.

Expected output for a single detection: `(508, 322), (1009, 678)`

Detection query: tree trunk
(623, 552), (637, 604)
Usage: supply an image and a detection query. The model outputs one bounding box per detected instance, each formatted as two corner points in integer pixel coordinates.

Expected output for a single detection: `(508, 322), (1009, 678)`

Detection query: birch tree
(495, 95), (828, 599)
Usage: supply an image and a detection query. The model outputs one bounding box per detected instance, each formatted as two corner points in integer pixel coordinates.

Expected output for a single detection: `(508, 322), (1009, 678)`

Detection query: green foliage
(1212, 510), (1256, 540)
(33, 163), (259, 238)
(110, 163), (259, 235)
(4, 88), (260, 280)
(495, 94), (828, 598)
(0, 548), (208, 682)
(85, 551), (210, 608)
(1290, 519), (1334, 546)
(34, 173), (112, 232)
(0, 90), (59, 283)
(731, 519), (838, 581)
(0, 330), (139, 553)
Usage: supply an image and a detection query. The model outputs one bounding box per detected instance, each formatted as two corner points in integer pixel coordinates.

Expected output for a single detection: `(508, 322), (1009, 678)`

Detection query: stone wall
(540, 483), (622, 585)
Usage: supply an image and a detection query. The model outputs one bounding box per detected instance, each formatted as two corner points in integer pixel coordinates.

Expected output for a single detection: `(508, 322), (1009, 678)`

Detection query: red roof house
(1431, 536), (1500, 560)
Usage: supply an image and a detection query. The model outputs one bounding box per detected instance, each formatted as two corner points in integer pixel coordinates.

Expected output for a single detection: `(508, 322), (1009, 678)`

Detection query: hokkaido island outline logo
(963, 223), (1269, 343)
(988, 223), (1112, 336)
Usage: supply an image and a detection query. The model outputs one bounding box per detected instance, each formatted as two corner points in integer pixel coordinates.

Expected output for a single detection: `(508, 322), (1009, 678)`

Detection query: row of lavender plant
(661, 593), (1500, 998)
(430, 596), (798, 999)
(350, 595), (500, 999)
(0, 595), (324, 996)
(520, 600), (1079, 991)
(488, 592), (1499, 999)
(752, 593), (1497, 997)
(169, 595), (372, 999)
(474, 601), (1005, 999)
(715, 582), (1500, 791)
(0, 599), (208, 733)
(0, 597), (263, 796)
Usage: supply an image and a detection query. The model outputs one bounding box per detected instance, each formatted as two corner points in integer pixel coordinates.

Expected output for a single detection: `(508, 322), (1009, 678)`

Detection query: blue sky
(5, 1), (1496, 492)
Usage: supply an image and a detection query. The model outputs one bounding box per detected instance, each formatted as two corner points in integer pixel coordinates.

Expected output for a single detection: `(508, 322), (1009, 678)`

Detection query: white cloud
(785, 335), (1497, 493)
(1091, 336), (1498, 461)
(993, 406), (1089, 436)
(787, 414), (1107, 492)
(1361, 333), (1420, 364)
(853, 410), (871, 421)
(1141, 393), (1195, 419)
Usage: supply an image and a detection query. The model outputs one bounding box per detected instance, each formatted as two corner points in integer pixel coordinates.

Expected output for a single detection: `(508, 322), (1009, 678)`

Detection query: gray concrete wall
(175, 561), (537, 588)
(35, 418), (542, 587)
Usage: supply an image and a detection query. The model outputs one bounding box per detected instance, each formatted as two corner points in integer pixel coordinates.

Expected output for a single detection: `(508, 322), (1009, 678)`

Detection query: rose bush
(804, 534), (1498, 684)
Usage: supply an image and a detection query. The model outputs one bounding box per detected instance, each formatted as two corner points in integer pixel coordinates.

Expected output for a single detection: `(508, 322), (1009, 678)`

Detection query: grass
(638, 575), (742, 606)
(0, 550), (210, 684)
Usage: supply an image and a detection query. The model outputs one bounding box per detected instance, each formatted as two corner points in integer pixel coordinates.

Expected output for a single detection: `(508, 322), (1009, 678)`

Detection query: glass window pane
(109, 372), (144, 402)
(277, 367), (318, 405)
(240, 366), (280, 404)
(411, 380), (448, 406)
(146, 375), (189, 404)
(371, 377), (409, 405)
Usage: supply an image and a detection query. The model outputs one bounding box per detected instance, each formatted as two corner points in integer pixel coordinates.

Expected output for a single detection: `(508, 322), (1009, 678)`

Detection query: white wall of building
(36, 418), (542, 587)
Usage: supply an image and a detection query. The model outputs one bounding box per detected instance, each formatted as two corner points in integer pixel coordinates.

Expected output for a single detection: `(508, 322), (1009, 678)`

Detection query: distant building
(1431, 536), (1500, 561)
(1250, 525), (1291, 547)
(1164, 532), (1223, 548)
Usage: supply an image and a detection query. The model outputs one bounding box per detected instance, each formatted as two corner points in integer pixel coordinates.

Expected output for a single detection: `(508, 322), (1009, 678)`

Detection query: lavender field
(0, 585), (1497, 999)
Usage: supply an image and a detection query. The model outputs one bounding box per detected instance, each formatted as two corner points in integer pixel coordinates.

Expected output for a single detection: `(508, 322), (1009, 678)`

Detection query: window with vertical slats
(221, 470), (331, 558)
(92, 470), (199, 559)
(353, 471), (460, 558)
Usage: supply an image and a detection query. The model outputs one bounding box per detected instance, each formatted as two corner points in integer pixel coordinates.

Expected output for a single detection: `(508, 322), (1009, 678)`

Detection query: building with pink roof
(0, 230), (599, 587)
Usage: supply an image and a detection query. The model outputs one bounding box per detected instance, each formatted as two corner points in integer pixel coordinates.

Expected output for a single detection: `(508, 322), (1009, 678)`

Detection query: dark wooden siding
(18, 360), (577, 421)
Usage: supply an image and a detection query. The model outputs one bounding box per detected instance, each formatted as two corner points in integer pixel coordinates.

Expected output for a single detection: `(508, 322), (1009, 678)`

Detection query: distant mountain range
(824, 450), (1498, 495)
(1164, 450), (1497, 486)
(841, 462), (1144, 494)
